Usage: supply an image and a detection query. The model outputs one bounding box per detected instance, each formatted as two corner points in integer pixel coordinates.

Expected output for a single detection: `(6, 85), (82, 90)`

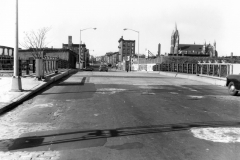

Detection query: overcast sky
(0, 0), (240, 57)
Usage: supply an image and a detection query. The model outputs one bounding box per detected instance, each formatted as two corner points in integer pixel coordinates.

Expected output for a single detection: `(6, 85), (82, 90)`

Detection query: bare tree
(20, 27), (51, 58)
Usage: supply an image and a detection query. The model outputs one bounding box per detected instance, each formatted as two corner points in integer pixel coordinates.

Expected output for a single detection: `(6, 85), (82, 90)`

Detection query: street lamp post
(11, 0), (22, 92)
(123, 28), (140, 71)
(79, 28), (96, 69)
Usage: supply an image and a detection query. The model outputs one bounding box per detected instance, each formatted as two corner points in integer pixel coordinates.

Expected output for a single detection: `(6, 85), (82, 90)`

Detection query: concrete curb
(159, 71), (226, 87)
(0, 69), (78, 114)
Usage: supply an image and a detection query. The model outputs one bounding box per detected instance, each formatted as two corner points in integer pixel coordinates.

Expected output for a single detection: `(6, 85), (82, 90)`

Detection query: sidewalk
(0, 69), (77, 114)
(158, 71), (227, 87)
(133, 70), (227, 86)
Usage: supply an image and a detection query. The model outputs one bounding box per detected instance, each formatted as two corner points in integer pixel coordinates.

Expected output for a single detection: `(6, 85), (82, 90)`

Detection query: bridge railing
(0, 56), (70, 78)
(158, 61), (233, 78)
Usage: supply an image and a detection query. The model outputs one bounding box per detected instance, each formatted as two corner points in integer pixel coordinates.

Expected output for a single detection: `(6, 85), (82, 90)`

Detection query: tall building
(118, 36), (136, 71)
(170, 24), (218, 57)
(118, 36), (135, 62)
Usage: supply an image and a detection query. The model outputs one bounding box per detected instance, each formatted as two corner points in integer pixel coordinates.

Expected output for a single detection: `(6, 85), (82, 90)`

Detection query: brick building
(19, 48), (77, 69)
(118, 36), (135, 70)
(62, 36), (89, 69)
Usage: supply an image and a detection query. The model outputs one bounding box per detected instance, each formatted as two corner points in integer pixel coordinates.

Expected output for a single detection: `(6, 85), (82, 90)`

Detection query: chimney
(68, 36), (72, 48)
(158, 43), (161, 56)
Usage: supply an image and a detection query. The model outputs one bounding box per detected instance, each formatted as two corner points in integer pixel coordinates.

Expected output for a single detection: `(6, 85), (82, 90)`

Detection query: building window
(9, 49), (13, 56)
(132, 43), (134, 46)
(4, 48), (8, 55)
(128, 43), (130, 46)
(0, 48), (3, 55)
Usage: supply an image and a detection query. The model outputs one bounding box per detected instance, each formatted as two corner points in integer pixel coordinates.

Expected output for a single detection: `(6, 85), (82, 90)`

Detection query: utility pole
(11, 0), (22, 92)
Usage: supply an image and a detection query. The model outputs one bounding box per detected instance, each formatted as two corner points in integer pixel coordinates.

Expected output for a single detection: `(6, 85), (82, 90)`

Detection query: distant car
(226, 74), (240, 96)
(99, 65), (108, 72)
(84, 67), (93, 71)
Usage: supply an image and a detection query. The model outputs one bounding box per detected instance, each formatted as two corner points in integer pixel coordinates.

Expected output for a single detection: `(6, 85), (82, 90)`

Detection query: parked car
(84, 67), (94, 71)
(226, 74), (240, 96)
(99, 65), (108, 72)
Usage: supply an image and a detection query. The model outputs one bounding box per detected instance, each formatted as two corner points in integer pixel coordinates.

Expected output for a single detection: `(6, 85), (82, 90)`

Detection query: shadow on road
(1, 121), (240, 152)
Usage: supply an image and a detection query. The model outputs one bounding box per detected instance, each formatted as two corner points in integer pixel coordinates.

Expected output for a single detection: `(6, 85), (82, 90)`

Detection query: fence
(156, 62), (233, 78)
(0, 56), (70, 78)
(0, 56), (13, 70)
(133, 57), (162, 65)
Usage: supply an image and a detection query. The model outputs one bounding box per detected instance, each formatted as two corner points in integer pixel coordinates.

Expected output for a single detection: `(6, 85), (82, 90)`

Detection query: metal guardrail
(155, 62), (233, 78)
(197, 62), (232, 78)
(0, 56), (13, 70)
(0, 56), (70, 78)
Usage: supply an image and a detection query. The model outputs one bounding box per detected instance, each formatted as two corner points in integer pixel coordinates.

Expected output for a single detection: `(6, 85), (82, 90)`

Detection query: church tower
(213, 40), (216, 57)
(202, 41), (206, 54)
(170, 31), (175, 54)
(174, 35), (179, 55)
(173, 24), (179, 55)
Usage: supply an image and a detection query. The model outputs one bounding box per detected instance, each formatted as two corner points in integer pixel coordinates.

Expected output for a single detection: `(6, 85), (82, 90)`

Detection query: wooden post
(206, 64), (208, 75)
(36, 59), (40, 79)
(192, 64), (193, 74)
(218, 64), (220, 77)
(18, 59), (22, 76)
(33, 59), (35, 73)
(201, 64), (203, 75)
(26, 59), (29, 75)
(56, 58), (58, 73)
(213, 64), (215, 76)
(45, 59), (47, 74)
(227, 65), (229, 76)
(51, 58), (54, 72)
(196, 64), (198, 75)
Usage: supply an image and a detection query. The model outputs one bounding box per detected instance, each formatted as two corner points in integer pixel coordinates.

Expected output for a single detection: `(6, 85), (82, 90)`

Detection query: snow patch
(139, 86), (160, 89)
(191, 127), (240, 143)
(0, 122), (56, 140)
(97, 88), (126, 95)
(170, 92), (178, 95)
(34, 103), (54, 108)
(188, 95), (203, 99)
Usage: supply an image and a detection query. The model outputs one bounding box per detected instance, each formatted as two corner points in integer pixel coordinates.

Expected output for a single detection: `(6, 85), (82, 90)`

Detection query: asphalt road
(1, 69), (240, 160)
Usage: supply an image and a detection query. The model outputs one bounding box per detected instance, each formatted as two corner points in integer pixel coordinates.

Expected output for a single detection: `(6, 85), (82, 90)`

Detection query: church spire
(175, 22), (177, 31)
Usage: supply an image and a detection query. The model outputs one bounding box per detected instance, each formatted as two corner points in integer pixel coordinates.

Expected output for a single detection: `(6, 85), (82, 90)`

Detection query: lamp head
(93, 28), (97, 30)
(123, 28), (127, 31)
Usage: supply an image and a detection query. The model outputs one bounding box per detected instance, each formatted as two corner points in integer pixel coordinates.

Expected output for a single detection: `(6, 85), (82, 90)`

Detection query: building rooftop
(179, 44), (203, 52)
